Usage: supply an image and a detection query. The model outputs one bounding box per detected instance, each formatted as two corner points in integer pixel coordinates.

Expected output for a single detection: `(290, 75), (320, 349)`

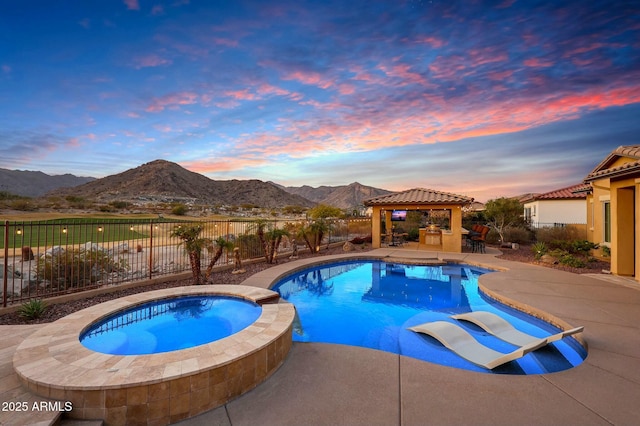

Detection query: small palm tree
(205, 236), (235, 281)
(250, 219), (289, 264)
(171, 224), (208, 285)
(265, 228), (289, 263)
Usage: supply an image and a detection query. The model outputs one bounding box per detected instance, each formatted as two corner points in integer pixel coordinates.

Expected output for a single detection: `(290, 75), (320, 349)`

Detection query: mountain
(46, 160), (314, 208)
(0, 168), (95, 198)
(277, 182), (394, 209)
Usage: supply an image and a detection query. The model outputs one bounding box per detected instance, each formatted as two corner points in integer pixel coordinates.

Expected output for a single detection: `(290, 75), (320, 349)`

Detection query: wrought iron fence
(1, 217), (372, 307)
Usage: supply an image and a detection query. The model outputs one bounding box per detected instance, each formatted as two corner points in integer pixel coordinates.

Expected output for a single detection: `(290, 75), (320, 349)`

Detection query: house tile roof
(584, 145), (640, 182)
(531, 183), (590, 201)
(364, 188), (473, 206)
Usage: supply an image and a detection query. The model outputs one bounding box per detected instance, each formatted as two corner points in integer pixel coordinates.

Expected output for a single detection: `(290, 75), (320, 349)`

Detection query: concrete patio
(2, 247), (639, 425)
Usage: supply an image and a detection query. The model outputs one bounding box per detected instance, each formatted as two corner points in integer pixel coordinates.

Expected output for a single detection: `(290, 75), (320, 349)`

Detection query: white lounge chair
(408, 321), (547, 370)
(451, 311), (584, 346)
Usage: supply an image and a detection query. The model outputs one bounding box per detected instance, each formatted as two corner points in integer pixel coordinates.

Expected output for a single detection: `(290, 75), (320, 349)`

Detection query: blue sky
(1, 0), (639, 201)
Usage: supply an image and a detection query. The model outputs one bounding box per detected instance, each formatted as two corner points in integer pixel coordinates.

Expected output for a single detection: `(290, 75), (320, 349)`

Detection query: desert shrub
(503, 226), (532, 244)
(601, 246), (611, 257)
(10, 199), (37, 211)
(65, 195), (89, 209)
(18, 299), (47, 320)
(570, 240), (598, 255)
(109, 200), (131, 209)
(546, 239), (598, 255)
(548, 249), (587, 268)
(535, 226), (582, 244)
(485, 228), (500, 244)
(172, 203), (188, 215)
(37, 248), (126, 289)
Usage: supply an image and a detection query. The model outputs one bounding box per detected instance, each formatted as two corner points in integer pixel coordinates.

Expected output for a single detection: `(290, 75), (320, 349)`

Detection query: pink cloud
(487, 69), (514, 81)
(378, 63), (431, 87)
(123, 0), (140, 11)
(212, 38), (239, 48)
(132, 54), (172, 69)
(523, 58), (554, 68)
(416, 36), (445, 48)
(224, 89), (259, 101)
(151, 5), (164, 15)
(282, 70), (334, 89)
(145, 91), (199, 112)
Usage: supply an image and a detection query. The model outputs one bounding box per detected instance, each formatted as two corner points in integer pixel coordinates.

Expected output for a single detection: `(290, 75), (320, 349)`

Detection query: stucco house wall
(524, 199), (586, 226)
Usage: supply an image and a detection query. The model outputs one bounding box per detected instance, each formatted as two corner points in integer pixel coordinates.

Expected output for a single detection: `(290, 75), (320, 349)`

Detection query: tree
(484, 197), (525, 243)
(171, 224), (208, 285)
(205, 237), (235, 281)
(251, 220), (289, 264)
(307, 204), (343, 219)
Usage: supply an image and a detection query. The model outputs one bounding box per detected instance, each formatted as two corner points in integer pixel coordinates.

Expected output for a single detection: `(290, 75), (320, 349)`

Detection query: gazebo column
(441, 206), (463, 253)
(371, 206), (382, 248)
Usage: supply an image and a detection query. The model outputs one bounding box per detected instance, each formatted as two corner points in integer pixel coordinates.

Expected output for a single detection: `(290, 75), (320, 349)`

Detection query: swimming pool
(272, 260), (586, 374)
(80, 295), (262, 355)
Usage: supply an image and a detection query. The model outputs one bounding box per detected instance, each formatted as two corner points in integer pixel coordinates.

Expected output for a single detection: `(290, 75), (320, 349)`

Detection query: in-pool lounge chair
(408, 321), (547, 369)
(451, 311), (584, 346)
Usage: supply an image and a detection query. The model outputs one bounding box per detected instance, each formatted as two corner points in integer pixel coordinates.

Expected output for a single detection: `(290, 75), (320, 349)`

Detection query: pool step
(0, 324), (63, 426)
(0, 390), (63, 426)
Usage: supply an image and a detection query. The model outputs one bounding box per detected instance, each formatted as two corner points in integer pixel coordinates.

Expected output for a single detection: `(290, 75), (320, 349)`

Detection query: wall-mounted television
(391, 210), (407, 221)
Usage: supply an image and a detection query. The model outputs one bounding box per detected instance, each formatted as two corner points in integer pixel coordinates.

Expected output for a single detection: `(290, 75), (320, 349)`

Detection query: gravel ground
(1, 243), (609, 325)
(495, 244), (610, 274)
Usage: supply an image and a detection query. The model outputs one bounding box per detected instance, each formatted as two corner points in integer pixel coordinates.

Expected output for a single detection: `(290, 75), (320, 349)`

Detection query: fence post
(3, 221), (8, 307)
(149, 221), (154, 280)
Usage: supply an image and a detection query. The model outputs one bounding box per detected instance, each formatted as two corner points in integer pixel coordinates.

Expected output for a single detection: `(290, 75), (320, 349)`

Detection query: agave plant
(18, 299), (47, 320)
(531, 241), (547, 260)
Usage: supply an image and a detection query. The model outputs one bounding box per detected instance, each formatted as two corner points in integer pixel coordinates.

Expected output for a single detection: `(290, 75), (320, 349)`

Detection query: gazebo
(364, 188), (474, 252)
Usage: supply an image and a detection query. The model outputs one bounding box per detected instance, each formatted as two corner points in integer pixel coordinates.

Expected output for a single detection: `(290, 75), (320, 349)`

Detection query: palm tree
(171, 224), (208, 285)
(205, 236), (235, 281)
(250, 219), (289, 264)
(265, 228), (289, 263)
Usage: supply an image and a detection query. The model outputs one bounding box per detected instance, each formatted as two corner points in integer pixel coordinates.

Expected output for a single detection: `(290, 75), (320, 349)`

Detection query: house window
(524, 207), (531, 221)
(603, 201), (611, 243)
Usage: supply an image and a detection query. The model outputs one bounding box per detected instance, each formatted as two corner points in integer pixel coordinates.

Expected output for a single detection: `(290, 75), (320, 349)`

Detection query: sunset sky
(1, 0), (639, 201)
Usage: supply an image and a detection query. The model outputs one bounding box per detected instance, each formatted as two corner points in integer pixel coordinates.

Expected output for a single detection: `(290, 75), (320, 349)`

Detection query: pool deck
(2, 247), (640, 425)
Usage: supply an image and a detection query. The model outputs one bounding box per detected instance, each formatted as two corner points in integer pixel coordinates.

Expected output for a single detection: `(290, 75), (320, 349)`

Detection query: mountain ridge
(5, 160), (393, 210)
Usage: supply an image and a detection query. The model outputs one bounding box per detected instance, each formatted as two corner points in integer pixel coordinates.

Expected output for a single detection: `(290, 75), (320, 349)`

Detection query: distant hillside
(0, 168), (95, 198)
(277, 181), (394, 210)
(47, 160), (314, 208)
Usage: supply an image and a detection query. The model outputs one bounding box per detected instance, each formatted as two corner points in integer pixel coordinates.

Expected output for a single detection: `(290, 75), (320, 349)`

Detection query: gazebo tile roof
(364, 188), (473, 206)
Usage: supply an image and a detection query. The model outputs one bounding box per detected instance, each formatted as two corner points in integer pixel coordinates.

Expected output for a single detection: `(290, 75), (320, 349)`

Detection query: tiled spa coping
(12, 285), (295, 425)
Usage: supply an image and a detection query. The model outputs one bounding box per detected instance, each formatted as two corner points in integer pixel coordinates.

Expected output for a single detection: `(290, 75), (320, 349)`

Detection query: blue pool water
(272, 260), (586, 374)
(80, 296), (262, 355)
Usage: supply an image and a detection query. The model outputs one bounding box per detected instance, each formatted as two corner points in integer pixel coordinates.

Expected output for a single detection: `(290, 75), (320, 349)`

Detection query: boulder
(343, 241), (355, 252)
(540, 254), (558, 264)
